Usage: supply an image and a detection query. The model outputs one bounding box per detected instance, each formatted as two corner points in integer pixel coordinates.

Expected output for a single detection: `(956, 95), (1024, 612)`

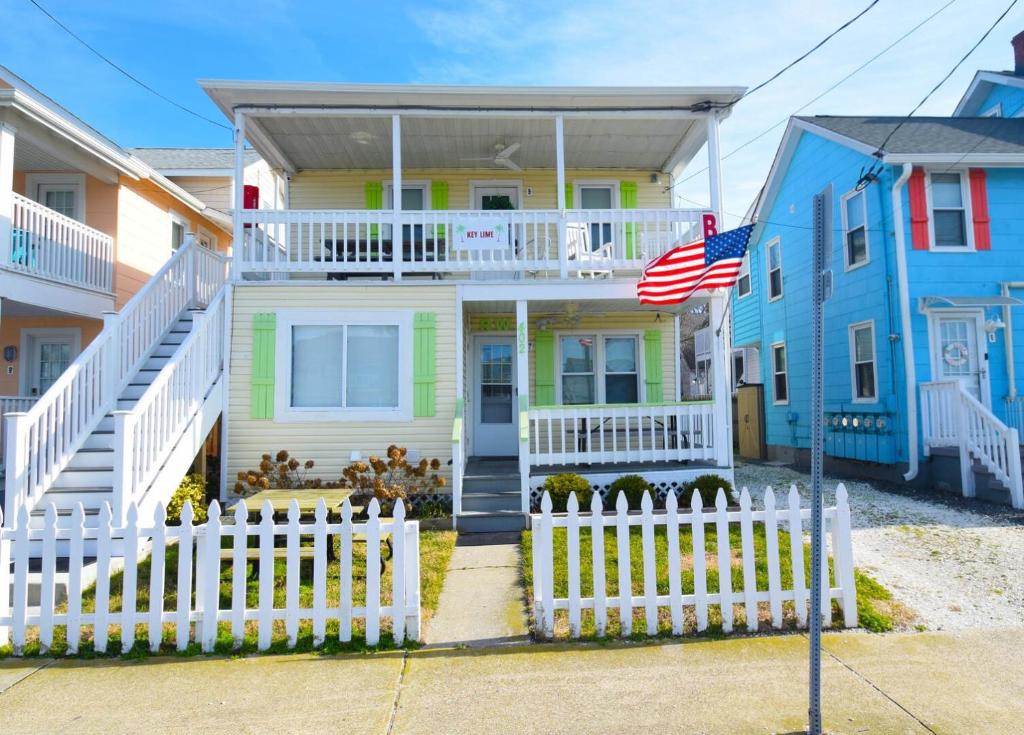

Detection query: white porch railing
(237, 207), (705, 279)
(527, 401), (717, 467)
(921, 381), (1023, 508)
(3, 241), (228, 524)
(1005, 395), (1024, 437)
(8, 192), (114, 292)
(113, 288), (227, 522)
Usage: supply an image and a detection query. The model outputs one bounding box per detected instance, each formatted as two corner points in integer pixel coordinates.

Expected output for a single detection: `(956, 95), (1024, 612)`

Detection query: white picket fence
(0, 497), (421, 654)
(530, 485), (856, 639)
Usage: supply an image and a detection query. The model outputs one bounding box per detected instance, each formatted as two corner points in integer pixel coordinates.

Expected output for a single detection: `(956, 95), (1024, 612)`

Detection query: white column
(392, 114), (402, 282)
(705, 112), (724, 223)
(709, 294), (731, 469)
(555, 115), (568, 279)
(673, 315), (682, 402)
(232, 111), (246, 280)
(516, 299), (530, 512)
(0, 123), (15, 268)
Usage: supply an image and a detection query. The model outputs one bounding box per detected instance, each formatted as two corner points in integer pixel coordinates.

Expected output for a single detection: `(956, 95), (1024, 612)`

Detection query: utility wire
(26, 0), (230, 131)
(669, 0), (958, 192)
(874, 0), (1020, 155)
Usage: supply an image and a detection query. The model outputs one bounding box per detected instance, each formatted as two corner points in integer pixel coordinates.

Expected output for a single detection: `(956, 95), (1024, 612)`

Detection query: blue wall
(975, 82), (1024, 118)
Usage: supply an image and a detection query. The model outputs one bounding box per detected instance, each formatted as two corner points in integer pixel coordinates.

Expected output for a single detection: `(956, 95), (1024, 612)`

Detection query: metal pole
(808, 184), (832, 735)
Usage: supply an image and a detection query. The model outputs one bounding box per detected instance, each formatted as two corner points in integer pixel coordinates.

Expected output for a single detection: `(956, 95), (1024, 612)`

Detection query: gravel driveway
(734, 462), (1024, 631)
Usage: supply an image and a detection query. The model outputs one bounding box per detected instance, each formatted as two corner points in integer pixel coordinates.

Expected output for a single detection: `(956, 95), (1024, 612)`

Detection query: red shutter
(908, 167), (930, 251)
(968, 168), (991, 251)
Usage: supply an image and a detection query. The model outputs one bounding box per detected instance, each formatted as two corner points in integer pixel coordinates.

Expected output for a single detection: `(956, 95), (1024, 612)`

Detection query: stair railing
(2, 238), (227, 523)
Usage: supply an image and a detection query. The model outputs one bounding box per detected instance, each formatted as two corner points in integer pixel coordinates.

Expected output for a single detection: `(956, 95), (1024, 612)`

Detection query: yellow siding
(289, 169), (670, 210)
(227, 283), (458, 490)
(169, 175), (232, 213)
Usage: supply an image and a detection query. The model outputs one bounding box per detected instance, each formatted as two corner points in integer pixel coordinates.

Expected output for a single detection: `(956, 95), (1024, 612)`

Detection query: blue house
(732, 33), (1024, 508)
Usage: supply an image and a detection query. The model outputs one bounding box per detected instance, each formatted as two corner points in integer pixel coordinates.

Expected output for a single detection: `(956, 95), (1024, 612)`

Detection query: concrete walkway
(424, 532), (530, 648)
(1, 629), (1022, 733)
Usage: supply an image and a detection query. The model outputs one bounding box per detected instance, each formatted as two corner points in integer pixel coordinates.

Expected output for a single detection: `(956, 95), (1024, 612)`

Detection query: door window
(579, 186), (613, 250)
(37, 342), (71, 394)
(479, 343), (514, 423)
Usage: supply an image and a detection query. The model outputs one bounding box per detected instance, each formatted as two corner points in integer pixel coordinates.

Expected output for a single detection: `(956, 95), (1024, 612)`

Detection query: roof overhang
(200, 81), (746, 175)
(919, 295), (1024, 310)
(953, 71), (1024, 116)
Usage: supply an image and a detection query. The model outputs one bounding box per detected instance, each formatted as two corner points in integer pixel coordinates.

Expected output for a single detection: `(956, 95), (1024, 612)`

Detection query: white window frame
(840, 188), (870, 271)
(981, 103), (1002, 118)
(385, 181), (431, 210)
(770, 341), (788, 405)
(169, 210), (190, 251)
(736, 252), (752, 298)
(19, 327), (82, 395)
(572, 180), (620, 210)
(26, 173), (86, 223)
(468, 180), (524, 209)
(848, 320), (878, 403)
(765, 236), (783, 302)
(275, 309), (413, 422)
(925, 169), (975, 252)
(554, 331), (645, 405)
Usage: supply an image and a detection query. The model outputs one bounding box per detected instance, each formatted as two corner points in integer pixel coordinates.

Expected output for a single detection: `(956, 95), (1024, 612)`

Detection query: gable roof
(953, 70), (1024, 116)
(796, 115), (1024, 156)
(131, 147), (261, 172)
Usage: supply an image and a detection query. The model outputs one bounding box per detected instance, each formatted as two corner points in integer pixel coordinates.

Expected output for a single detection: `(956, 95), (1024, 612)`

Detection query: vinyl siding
(975, 83), (1024, 117)
(169, 175), (232, 213)
(227, 283), (459, 488)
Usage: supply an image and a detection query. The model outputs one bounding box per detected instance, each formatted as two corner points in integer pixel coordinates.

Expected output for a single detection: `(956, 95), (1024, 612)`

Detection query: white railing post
(2, 413), (28, 525)
(190, 309), (208, 401)
(404, 520), (421, 641)
(391, 113), (403, 282)
(956, 392), (975, 498)
(1008, 428), (1024, 509)
(0, 507), (8, 647)
(111, 410), (135, 525)
(102, 310), (121, 404)
(0, 122), (15, 269)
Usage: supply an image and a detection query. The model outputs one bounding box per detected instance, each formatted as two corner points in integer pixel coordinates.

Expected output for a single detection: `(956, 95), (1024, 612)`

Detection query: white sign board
(451, 218), (510, 251)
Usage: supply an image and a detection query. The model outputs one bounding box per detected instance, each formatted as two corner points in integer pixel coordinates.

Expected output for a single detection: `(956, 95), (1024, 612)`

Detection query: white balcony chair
(566, 223), (614, 279)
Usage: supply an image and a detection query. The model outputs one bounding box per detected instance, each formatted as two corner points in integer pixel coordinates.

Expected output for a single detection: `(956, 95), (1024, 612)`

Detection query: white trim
(18, 327), (82, 395)
(924, 308), (991, 409)
(765, 236), (783, 302)
(572, 179), (620, 209)
(924, 169), (975, 252)
(770, 341), (788, 405)
(273, 308), (413, 422)
(468, 180), (524, 209)
(25, 172), (86, 223)
(885, 153), (1024, 165)
(981, 103), (1003, 118)
(155, 167), (234, 177)
(385, 179), (431, 210)
(848, 320), (878, 404)
(736, 251), (752, 299)
(469, 333), (520, 456)
(840, 188), (870, 271)
(953, 71), (1024, 116)
(553, 330), (645, 405)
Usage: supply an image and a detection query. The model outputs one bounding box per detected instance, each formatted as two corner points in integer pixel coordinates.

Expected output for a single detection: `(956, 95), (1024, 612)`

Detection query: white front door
(931, 313), (989, 406)
(472, 336), (519, 457)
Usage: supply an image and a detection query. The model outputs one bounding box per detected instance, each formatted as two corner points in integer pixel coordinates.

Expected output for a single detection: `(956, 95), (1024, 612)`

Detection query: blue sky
(2, 0), (1022, 224)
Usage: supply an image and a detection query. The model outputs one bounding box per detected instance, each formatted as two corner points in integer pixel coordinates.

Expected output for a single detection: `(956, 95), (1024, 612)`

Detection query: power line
(26, 0), (230, 131)
(670, 0), (958, 192)
(874, 0), (1020, 155)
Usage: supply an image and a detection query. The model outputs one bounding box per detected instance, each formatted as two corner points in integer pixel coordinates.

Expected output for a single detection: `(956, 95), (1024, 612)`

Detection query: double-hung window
(766, 237), (783, 301)
(849, 322), (877, 402)
(771, 342), (788, 404)
(603, 336), (639, 403)
(929, 172), (970, 249)
(561, 335), (596, 404)
(736, 252), (752, 298)
(386, 183), (428, 243)
(842, 190), (868, 268)
(559, 335), (640, 405)
(170, 211), (189, 251)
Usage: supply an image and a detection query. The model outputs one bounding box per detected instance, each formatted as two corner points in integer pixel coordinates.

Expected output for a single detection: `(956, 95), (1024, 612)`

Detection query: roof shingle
(796, 115), (1024, 155)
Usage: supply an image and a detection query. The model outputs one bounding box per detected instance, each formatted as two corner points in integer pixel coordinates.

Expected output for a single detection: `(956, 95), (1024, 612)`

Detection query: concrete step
(66, 448), (114, 470)
(463, 476), (521, 494)
(456, 511), (528, 534)
(461, 491), (522, 513)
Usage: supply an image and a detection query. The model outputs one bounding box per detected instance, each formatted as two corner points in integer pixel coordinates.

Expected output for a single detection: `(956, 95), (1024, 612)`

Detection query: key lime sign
(451, 218), (510, 250)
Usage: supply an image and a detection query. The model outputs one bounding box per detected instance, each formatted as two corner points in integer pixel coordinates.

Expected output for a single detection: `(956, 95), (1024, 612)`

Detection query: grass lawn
(2, 529), (457, 658)
(521, 525), (907, 641)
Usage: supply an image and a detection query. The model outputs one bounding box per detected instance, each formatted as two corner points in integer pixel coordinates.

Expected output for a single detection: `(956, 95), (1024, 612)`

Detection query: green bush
(412, 498), (449, 519)
(684, 473), (734, 508)
(542, 473), (593, 512)
(609, 474), (653, 510)
(167, 474), (208, 525)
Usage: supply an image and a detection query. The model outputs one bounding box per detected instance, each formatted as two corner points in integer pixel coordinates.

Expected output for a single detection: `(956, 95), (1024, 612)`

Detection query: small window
(736, 253), (752, 298)
(849, 322), (877, 401)
(41, 188), (77, 219)
(771, 343), (788, 404)
(170, 212), (189, 251)
(290, 323), (399, 410)
(766, 238), (783, 301)
(843, 190), (868, 268)
(561, 336), (596, 405)
(604, 336), (638, 404)
(930, 173), (968, 248)
(732, 350), (745, 391)
(578, 185), (615, 249)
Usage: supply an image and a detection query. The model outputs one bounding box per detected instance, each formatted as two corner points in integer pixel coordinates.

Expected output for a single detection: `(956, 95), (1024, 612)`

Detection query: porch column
(709, 294), (731, 469)
(231, 111), (246, 280)
(673, 315), (682, 402)
(0, 123), (15, 269)
(554, 115), (568, 279)
(705, 112), (724, 222)
(516, 300), (530, 512)
(392, 114), (402, 282)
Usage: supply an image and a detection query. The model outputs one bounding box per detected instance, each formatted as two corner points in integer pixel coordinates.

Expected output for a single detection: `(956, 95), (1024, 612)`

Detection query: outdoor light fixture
(984, 314), (1006, 342)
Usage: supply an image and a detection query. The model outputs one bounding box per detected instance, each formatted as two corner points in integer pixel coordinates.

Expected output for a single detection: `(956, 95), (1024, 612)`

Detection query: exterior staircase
(456, 458), (528, 533)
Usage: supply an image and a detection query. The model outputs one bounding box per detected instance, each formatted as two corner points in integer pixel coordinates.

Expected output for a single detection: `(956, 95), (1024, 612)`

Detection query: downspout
(1003, 282), (1024, 400)
(891, 163), (918, 481)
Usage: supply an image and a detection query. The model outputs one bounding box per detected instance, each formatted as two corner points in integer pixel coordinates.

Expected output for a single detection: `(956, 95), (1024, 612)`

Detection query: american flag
(637, 224), (754, 305)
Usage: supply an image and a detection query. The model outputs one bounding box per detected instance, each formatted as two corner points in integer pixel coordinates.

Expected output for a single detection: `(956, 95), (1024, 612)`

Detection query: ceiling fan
(460, 142), (522, 171)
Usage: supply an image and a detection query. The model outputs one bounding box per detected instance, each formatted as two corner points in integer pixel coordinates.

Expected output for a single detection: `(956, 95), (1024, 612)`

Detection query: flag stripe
(635, 225), (752, 306)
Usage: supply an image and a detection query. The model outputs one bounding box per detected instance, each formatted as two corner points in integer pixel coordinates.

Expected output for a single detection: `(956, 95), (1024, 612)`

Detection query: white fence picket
(540, 492), (555, 638)
(665, 491), (683, 635)
(0, 506), (9, 647)
(714, 489), (733, 633)
(66, 504), (84, 654)
(121, 503), (139, 653)
(175, 503), (195, 651)
(614, 492), (632, 637)
(589, 491), (607, 637)
(391, 500), (407, 645)
(312, 499), (328, 647)
(200, 501), (222, 653)
(763, 488), (783, 628)
(257, 500), (274, 651)
(691, 492), (708, 632)
(231, 501), (247, 647)
(39, 504), (57, 653)
(285, 500), (300, 649)
(94, 504), (113, 653)
(566, 493), (581, 638)
(364, 499), (382, 647)
(738, 488), (758, 630)
(640, 492), (658, 634)
(149, 502), (167, 653)
(787, 485), (808, 628)
(835, 485), (858, 628)
(339, 499), (353, 643)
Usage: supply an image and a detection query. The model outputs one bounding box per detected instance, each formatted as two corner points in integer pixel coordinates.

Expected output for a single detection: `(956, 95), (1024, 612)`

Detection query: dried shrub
(233, 450), (338, 497)
(341, 445), (446, 513)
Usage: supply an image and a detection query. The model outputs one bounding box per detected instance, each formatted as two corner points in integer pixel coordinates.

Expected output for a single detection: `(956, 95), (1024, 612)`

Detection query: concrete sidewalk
(1, 628), (1021, 734)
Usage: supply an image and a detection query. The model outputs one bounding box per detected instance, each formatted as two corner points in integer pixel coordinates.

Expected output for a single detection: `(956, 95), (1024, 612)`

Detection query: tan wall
(0, 314), (103, 396)
(227, 283), (459, 490)
(13, 170), (118, 238)
(167, 175), (232, 214)
(289, 168), (671, 210)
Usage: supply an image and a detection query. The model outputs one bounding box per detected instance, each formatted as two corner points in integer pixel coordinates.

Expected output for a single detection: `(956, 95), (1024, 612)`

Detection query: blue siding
(975, 83), (1024, 117)
(731, 233), (762, 348)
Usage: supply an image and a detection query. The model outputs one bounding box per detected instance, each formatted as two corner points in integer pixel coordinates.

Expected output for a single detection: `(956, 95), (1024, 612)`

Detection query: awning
(920, 295), (1023, 310)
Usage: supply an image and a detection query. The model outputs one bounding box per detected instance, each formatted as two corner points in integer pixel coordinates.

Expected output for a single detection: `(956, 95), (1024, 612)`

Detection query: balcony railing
(237, 207), (706, 279)
(6, 192), (114, 292)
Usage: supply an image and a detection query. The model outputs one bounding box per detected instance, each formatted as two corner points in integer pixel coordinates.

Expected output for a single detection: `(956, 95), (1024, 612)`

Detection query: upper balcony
(203, 81), (743, 283)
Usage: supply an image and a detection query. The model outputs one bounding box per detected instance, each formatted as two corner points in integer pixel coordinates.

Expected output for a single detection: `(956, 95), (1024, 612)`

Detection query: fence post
(200, 501), (222, 653)
(540, 492), (555, 639)
(1007, 428), (1023, 510)
(834, 485), (858, 628)
(956, 393), (975, 498)
(111, 410), (135, 526)
(404, 520), (421, 642)
(391, 500), (407, 645)
(0, 506), (8, 647)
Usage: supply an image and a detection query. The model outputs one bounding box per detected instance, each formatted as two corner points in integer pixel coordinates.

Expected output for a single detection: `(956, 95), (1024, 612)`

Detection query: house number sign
(474, 317), (514, 331)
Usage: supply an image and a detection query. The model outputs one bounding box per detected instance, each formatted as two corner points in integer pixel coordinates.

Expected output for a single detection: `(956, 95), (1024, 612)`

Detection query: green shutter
(365, 181), (383, 239)
(534, 330), (556, 405)
(431, 181), (449, 238)
(620, 181), (638, 259)
(644, 329), (663, 403)
(413, 312), (437, 417)
(563, 183), (573, 209)
(251, 313), (276, 419)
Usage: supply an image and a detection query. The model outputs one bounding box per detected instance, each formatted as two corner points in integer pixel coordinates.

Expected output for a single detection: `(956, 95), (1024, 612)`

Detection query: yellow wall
(0, 314), (103, 395)
(289, 168), (671, 210)
(167, 175), (232, 214)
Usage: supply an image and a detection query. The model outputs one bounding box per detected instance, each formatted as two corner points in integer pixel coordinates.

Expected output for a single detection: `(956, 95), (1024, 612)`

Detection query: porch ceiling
(463, 297), (709, 316)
